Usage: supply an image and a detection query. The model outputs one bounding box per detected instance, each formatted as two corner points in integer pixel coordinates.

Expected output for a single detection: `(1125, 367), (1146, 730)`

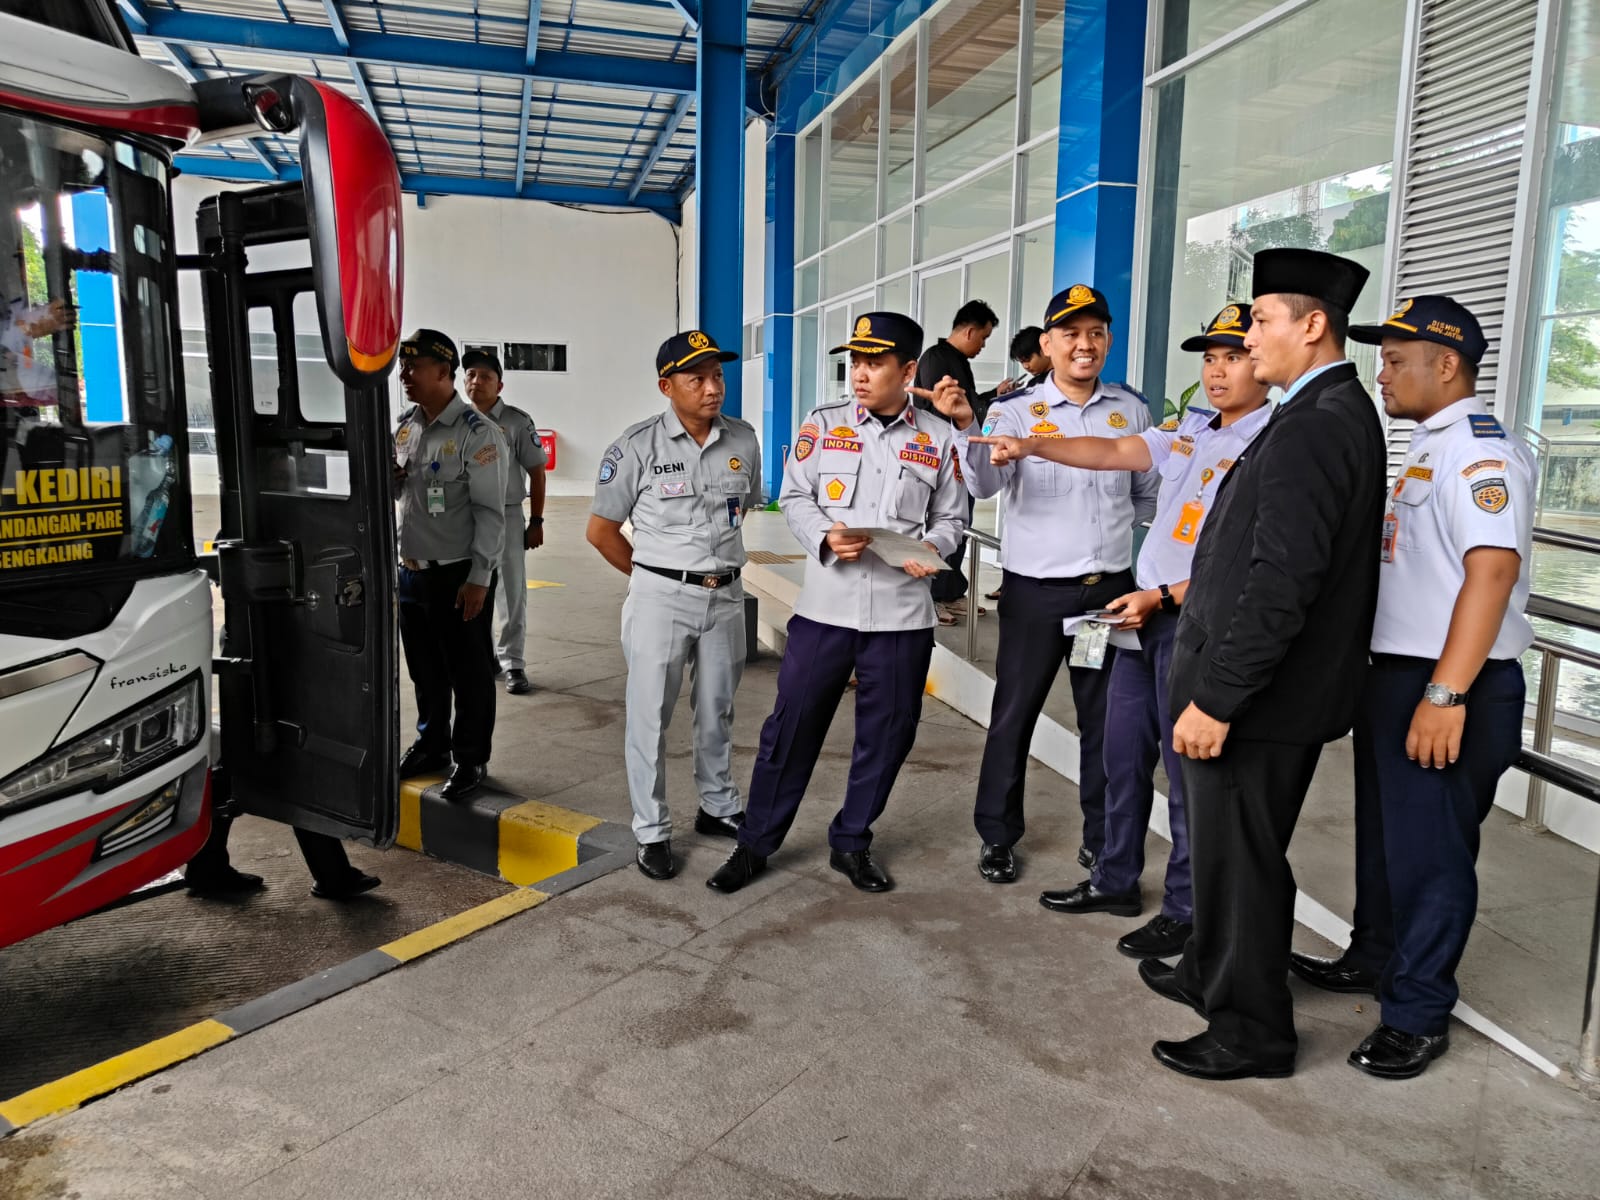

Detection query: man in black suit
(1141, 248), (1387, 1080)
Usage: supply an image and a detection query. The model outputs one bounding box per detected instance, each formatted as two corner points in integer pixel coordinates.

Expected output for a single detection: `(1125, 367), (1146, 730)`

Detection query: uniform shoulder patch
(473, 443), (499, 466)
(1467, 414), (1505, 439)
(1158, 417), (1179, 431)
(1460, 458), (1505, 478)
(1470, 476), (1509, 513)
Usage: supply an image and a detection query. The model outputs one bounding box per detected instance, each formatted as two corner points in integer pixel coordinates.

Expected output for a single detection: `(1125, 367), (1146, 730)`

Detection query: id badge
(426, 484), (446, 516)
(727, 496), (742, 528)
(1068, 620), (1112, 671)
(1171, 499), (1205, 545)
(1380, 512), (1398, 563)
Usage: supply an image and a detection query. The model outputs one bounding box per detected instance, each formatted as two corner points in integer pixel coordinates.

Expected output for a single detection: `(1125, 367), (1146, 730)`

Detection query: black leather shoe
(1348, 1024), (1449, 1080)
(186, 867), (266, 897)
(979, 843), (1017, 883)
(636, 839), (677, 880)
(706, 845), (767, 893)
(399, 742), (450, 778)
(312, 871), (381, 901)
(1118, 914), (1194, 959)
(694, 808), (745, 839)
(829, 848), (893, 893)
(1038, 880), (1140, 916)
(440, 762), (487, 802)
(1078, 845), (1097, 870)
(1289, 951), (1380, 997)
(1152, 1033), (1293, 1080)
(1138, 958), (1207, 1020)
(504, 669), (534, 696)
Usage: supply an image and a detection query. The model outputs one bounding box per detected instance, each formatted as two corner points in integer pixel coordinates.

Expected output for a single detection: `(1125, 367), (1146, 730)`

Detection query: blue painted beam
(173, 155), (681, 217)
(666, 0), (699, 32)
(514, 77), (534, 191)
(695, 1), (746, 413)
(627, 94), (690, 202)
(319, 0), (350, 50)
(525, 0), (542, 68)
(116, 0), (147, 34)
(138, 8), (697, 94)
(762, 117), (796, 498)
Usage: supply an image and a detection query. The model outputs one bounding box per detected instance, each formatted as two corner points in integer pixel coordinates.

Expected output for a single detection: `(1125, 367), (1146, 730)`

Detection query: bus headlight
(0, 675), (204, 815)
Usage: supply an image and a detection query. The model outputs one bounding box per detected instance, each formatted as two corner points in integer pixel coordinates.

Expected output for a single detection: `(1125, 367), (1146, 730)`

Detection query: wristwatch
(528, 516), (545, 526)
(1158, 583), (1178, 613)
(1423, 682), (1467, 708)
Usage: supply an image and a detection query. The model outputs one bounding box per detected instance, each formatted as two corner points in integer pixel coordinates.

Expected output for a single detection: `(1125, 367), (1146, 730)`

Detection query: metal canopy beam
(136, 7), (698, 94)
(665, 0), (700, 32)
(695, 2), (746, 412)
(524, 0), (542, 68)
(514, 78), (534, 191)
(627, 94), (690, 202)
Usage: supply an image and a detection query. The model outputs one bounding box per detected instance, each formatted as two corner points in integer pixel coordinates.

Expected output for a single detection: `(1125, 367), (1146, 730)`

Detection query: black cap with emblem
(399, 328), (460, 371)
(1251, 248), (1369, 313)
(1042, 283), (1114, 332)
(1348, 295), (1488, 365)
(657, 330), (739, 377)
(1180, 303), (1253, 352)
(830, 311), (923, 359)
(461, 348), (503, 376)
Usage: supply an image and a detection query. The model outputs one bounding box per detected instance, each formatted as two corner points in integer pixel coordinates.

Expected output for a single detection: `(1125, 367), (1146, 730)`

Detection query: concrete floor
(6, 497), (1599, 1199)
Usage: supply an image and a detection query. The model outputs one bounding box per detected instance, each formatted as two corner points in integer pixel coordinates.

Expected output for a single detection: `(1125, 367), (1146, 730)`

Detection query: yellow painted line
(380, 887), (548, 963)
(526, 580), (565, 589)
(497, 799), (603, 886)
(0, 1020), (234, 1128)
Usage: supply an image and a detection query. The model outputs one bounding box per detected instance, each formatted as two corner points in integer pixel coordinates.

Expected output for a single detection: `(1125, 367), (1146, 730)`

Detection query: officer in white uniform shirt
(706, 312), (967, 896)
(586, 330), (762, 881)
(930, 283), (1159, 887)
(970, 303), (1271, 960)
(1287, 295), (1535, 1081)
(463, 349), (548, 696)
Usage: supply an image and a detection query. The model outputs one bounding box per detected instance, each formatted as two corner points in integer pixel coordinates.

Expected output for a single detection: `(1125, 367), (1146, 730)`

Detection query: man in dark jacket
(1141, 248), (1387, 1081)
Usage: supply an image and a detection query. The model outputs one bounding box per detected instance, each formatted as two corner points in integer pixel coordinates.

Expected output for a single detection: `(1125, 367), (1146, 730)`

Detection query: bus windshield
(0, 109), (188, 586)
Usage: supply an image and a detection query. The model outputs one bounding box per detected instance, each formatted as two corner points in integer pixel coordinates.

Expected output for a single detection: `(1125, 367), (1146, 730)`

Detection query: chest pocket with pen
(716, 471), (749, 528)
(653, 475), (700, 525)
(1382, 466), (1433, 561)
(818, 446), (861, 510)
(886, 462), (936, 532)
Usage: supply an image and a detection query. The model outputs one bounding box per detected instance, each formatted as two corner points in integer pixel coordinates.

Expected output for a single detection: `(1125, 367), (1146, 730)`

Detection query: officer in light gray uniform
(394, 328), (508, 803)
(585, 330), (763, 880)
(463, 349), (548, 695)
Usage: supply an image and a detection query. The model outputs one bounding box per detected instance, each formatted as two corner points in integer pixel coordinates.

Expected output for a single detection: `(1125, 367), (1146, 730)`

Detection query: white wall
(171, 177), (680, 496)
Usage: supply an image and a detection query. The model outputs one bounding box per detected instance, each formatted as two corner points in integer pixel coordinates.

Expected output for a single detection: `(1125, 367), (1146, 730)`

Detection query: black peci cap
(1042, 283), (1113, 331)
(1180, 303), (1253, 352)
(461, 348), (503, 376)
(1251, 248), (1369, 313)
(400, 328), (459, 370)
(830, 311), (923, 359)
(1349, 295), (1488, 365)
(656, 330), (739, 377)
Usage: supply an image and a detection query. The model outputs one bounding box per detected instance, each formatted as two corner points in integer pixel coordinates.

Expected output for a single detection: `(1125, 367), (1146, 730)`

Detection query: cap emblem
(1214, 305), (1242, 330)
(855, 316), (873, 339)
(688, 331), (710, 350)
(1068, 284), (1093, 306)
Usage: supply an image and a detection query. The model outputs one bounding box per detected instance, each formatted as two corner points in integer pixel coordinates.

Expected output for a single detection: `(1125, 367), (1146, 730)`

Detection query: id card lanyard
(427, 458), (446, 516)
(1171, 465), (1219, 546)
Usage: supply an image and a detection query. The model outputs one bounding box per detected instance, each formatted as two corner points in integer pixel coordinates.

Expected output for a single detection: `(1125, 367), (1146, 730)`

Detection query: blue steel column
(696, 3), (747, 415)
(1052, 0), (1146, 386)
(762, 116), (795, 496)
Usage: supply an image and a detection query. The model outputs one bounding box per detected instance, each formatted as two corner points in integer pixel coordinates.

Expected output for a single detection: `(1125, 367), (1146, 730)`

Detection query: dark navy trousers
(1346, 655), (1525, 1037)
(973, 570), (1130, 851)
(398, 560), (498, 767)
(738, 615), (935, 857)
(1093, 612), (1191, 919)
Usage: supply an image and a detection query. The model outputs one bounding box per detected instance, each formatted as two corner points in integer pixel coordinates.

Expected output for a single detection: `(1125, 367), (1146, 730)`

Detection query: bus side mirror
(288, 78), (404, 388)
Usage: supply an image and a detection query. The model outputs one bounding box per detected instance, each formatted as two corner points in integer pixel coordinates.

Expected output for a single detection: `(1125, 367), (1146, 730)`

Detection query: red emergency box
(537, 429), (557, 471)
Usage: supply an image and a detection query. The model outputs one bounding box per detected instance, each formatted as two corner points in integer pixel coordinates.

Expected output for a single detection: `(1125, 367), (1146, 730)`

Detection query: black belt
(400, 558), (467, 571)
(1006, 568), (1123, 587)
(637, 563), (740, 590)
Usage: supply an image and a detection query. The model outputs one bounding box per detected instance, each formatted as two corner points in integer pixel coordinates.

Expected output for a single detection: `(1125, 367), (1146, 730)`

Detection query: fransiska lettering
(651, 463), (687, 475)
(108, 662), (188, 689)
(0, 542), (96, 569)
(0, 509), (123, 539)
(2, 467), (122, 506)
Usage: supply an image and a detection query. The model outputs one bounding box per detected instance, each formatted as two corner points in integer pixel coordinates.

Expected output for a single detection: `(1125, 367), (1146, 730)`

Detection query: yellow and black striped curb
(0, 822), (634, 1139)
(397, 775), (634, 885)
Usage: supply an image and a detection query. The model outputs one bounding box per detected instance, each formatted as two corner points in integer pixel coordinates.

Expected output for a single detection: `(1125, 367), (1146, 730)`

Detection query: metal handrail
(962, 527), (1001, 660)
(1533, 526), (1600, 556)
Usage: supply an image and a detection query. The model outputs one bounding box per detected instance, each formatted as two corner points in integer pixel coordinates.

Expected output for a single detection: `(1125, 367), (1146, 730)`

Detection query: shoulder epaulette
(1467, 413), (1505, 439)
(1108, 381), (1151, 406)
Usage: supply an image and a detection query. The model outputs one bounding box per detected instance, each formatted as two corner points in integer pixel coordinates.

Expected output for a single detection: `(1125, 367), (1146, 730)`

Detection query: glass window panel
(1527, 313), (1600, 455)
(797, 127), (822, 259)
(827, 75), (881, 245)
(822, 303), (855, 398)
(795, 259), (820, 310)
(293, 293), (345, 424)
(881, 212), (913, 276)
(966, 249), (1012, 389)
(1026, 0), (1065, 140)
(1139, 0), (1403, 412)
(794, 310), (820, 413)
(1158, 0), (1287, 66)
(1018, 223), (1055, 334)
(884, 38), (918, 214)
(1020, 142), (1057, 225)
(924, 0), (1023, 192)
(823, 233), (877, 302)
(919, 161), (1013, 261)
(879, 274), (911, 315)
(918, 267), (963, 334)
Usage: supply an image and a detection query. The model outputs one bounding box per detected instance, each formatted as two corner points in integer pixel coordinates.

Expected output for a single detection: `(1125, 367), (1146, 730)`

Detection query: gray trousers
(620, 566), (746, 844)
(494, 504), (527, 671)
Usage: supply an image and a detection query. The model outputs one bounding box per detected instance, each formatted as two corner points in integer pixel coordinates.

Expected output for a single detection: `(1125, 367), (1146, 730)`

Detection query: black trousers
(930, 494), (974, 603)
(972, 568), (1132, 850)
(187, 811), (356, 886)
(398, 560), (498, 766)
(1175, 738), (1323, 1064)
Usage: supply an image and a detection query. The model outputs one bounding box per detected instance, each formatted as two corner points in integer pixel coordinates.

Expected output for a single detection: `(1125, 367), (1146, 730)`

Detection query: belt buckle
(702, 574), (721, 590)
(1083, 573), (1102, 586)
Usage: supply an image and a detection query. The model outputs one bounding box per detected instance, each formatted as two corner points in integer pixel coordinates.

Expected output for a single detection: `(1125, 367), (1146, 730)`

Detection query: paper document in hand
(839, 528), (947, 570)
